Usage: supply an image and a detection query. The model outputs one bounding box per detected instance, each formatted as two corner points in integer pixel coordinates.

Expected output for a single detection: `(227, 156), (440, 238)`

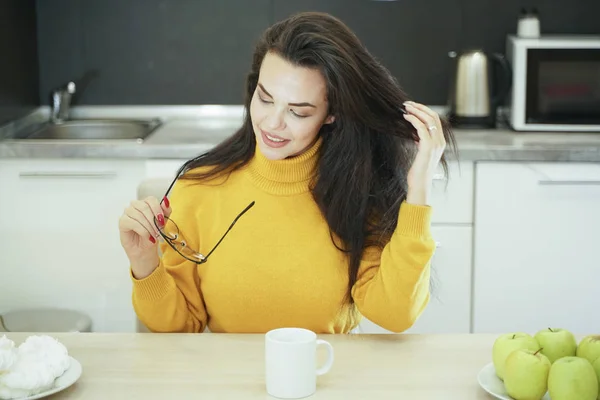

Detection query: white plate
(477, 362), (550, 400)
(11, 356), (82, 400)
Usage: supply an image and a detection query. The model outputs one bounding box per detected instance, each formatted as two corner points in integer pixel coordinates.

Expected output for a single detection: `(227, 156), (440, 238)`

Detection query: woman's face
(250, 51), (335, 160)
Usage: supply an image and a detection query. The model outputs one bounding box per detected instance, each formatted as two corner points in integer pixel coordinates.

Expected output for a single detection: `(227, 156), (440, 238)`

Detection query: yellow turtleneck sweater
(131, 138), (436, 334)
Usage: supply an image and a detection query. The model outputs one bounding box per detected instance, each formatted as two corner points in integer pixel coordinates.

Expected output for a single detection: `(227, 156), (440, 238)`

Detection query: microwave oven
(505, 34), (600, 132)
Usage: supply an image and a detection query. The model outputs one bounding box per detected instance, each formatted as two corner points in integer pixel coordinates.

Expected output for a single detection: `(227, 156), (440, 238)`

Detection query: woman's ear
(324, 115), (335, 124)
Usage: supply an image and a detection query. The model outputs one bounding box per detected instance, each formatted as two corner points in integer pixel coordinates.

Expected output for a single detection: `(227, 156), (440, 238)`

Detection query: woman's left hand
(402, 101), (447, 206)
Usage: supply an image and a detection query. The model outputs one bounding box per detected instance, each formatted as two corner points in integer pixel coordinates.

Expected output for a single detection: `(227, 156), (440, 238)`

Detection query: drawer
(523, 162), (600, 183)
(430, 161), (474, 224)
(145, 159), (187, 178)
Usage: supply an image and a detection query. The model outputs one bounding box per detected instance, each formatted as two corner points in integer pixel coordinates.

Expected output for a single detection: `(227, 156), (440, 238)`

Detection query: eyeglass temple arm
(160, 159), (197, 205)
(204, 201), (255, 260)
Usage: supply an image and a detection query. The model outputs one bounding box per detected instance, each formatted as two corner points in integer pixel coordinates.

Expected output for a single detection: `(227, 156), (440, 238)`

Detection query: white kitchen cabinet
(357, 226), (473, 334)
(473, 162), (600, 334)
(145, 159), (187, 179)
(430, 160), (474, 224)
(0, 159), (146, 332)
(357, 161), (475, 334)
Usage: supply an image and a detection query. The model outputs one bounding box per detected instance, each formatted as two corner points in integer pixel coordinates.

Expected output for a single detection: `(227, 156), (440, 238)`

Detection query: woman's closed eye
(258, 94), (309, 118)
(290, 110), (309, 118)
(258, 94), (273, 104)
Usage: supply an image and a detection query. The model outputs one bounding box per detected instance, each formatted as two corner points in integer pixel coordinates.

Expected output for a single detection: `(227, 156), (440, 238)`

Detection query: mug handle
(315, 339), (334, 376)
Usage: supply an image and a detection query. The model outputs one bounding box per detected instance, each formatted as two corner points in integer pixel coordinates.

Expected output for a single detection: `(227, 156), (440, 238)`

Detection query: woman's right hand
(118, 196), (171, 279)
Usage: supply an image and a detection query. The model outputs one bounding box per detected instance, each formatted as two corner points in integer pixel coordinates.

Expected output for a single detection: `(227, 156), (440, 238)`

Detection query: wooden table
(3, 332), (504, 399)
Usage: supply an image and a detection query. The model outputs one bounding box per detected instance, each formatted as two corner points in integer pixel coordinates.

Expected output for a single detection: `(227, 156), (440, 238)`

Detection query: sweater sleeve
(130, 180), (207, 333)
(351, 201), (436, 333)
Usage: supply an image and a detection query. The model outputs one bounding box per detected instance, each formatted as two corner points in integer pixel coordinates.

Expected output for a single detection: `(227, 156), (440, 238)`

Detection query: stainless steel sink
(12, 118), (162, 142)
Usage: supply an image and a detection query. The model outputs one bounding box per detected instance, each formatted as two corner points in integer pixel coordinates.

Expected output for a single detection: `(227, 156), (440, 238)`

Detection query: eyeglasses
(153, 162), (255, 264)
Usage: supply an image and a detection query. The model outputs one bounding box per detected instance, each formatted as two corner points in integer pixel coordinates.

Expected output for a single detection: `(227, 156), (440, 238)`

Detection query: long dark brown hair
(179, 12), (457, 304)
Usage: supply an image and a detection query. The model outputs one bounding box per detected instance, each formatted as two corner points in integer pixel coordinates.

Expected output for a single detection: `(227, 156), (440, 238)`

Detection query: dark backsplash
(0, 0), (39, 126)
(12, 0), (600, 110)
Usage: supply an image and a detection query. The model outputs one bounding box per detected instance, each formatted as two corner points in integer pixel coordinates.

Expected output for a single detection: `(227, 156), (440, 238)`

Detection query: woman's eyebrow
(258, 83), (317, 108)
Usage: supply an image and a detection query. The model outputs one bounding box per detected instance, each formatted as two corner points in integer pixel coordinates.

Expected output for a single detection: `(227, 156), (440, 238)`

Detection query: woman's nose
(264, 110), (285, 130)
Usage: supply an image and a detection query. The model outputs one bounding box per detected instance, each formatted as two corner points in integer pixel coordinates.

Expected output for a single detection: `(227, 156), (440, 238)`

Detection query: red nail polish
(149, 236), (156, 244)
(158, 214), (165, 226)
(163, 196), (170, 208)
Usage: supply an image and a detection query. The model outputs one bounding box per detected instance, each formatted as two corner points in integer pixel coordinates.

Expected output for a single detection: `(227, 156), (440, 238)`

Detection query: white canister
(517, 8), (541, 38)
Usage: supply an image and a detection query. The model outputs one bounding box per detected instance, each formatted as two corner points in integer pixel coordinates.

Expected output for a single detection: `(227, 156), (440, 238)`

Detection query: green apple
(534, 328), (577, 363)
(592, 357), (600, 400)
(577, 335), (600, 365)
(548, 356), (599, 400)
(504, 348), (551, 400)
(492, 332), (539, 380)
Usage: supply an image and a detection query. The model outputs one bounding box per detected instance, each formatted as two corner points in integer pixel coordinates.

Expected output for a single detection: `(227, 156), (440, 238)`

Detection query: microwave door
(526, 48), (600, 129)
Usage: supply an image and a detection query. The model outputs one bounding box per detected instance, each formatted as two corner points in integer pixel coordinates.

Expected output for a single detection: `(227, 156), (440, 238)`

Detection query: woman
(118, 11), (457, 334)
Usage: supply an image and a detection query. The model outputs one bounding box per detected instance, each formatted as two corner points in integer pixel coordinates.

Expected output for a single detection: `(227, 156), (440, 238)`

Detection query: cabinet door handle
(433, 173), (445, 180)
(538, 180), (600, 186)
(19, 171), (117, 179)
(435, 241), (441, 248)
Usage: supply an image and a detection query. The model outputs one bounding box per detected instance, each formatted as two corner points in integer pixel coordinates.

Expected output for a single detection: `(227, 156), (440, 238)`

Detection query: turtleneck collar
(245, 136), (322, 196)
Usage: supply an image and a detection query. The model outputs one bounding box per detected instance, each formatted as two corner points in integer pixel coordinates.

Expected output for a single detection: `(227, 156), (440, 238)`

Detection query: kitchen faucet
(50, 81), (76, 124)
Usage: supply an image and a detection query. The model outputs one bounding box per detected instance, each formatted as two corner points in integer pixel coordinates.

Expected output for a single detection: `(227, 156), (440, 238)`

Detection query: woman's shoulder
(169, 164), (240, 200)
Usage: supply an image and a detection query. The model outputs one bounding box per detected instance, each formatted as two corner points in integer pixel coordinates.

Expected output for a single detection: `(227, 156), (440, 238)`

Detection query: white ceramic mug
(265, 327), (334, 399)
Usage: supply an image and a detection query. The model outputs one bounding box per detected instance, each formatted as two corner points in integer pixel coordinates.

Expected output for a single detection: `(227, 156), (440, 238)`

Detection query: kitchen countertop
(1, 106), (600, 162)
(2, 331), (514, 399)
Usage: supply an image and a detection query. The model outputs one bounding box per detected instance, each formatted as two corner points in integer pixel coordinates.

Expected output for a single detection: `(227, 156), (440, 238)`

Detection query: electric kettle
(447, 49), (512, 128)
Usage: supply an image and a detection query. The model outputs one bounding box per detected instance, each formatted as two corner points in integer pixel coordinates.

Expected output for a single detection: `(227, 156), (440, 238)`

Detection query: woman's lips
(261, 129), (290, 148)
